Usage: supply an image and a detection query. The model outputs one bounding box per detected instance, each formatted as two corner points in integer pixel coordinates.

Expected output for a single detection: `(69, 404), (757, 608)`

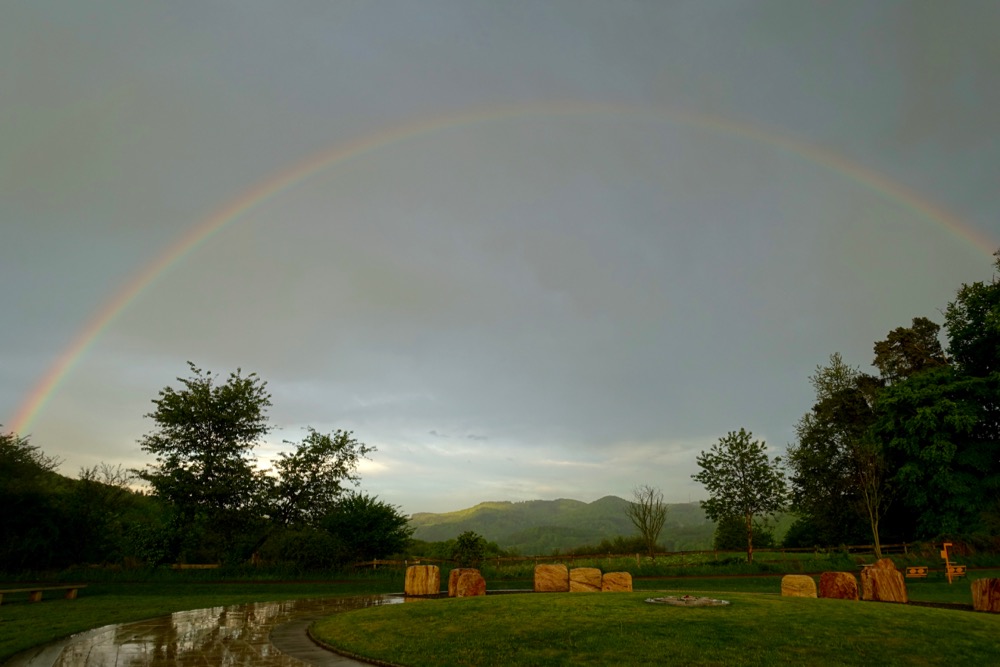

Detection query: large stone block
(972, 578), (1000, 613)
(601, 571), (633, 592)
(405, 565), (440, 596)
(534, 564), (569, 592)
(570, 567), (602, 592)
(872, 557), (897, 570)
(781, 574), (817, 598)
(861, 560), (907, 604)
(448, 568), (478, 597)
(819, 572), (859, 600)
(456, 570), (487, 597)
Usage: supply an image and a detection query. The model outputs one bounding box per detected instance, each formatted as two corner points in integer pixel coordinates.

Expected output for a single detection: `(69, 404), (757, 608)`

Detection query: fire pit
(645, 595), (730, 607)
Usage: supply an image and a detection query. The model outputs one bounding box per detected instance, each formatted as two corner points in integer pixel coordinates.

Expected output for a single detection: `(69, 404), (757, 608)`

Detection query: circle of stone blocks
(534, 564), (570, 592)
(972, 578), (1000, 612)
(781, 574), (817, 598)
(455, 570), (487, 597)
(601, 571), (633, 592)
(860, 558), (907, 604)
(819, 572), (859, 600)
(404, 565), (441, 596)
(569, 567), (603, 592)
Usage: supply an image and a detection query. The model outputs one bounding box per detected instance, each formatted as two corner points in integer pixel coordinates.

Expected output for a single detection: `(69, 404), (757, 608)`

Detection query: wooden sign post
(940, 542), (953, 584)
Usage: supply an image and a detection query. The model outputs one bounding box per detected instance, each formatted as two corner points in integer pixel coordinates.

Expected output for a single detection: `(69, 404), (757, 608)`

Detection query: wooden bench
(905, 566), (929, 579)
(947, 565), (967, 579)
(0, 584), (86, 605)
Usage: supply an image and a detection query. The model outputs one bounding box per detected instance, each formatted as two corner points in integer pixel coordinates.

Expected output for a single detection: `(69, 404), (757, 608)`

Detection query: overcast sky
(3, 1), (998, 515)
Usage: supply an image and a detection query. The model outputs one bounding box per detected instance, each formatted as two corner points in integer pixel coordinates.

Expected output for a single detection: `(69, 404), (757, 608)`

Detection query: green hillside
(409, 496), (717, 555)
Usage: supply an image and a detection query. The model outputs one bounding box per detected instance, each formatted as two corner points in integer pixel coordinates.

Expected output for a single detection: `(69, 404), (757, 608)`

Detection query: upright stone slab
(861, 558), (907, 604)
(819, 572), (859, 600)
(456, 570), (487, 597)
(781, 574), (817, 598)
(972, 578), (1000, 613)
(534, 564), (569, 592)
(405, 565), (440, 596)
(448, 568), (478, 597)
(570, 567), (602, 592)
(601, 571), (633, 592)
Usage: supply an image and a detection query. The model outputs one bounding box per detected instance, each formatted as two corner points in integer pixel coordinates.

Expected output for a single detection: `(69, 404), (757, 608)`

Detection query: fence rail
(353, 543), (914, 570)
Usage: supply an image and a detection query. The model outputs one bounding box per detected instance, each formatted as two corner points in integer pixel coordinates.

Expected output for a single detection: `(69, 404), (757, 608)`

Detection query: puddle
(6, 595), (401, 666)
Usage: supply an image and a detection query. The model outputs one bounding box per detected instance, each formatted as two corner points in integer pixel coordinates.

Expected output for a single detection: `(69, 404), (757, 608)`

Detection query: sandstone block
(781, 574), (817, 598)
(601, 571), (633, 592)
(570, 567), (602, 592)
(448, 568), (478, 597)
(861, 561), (907, 604)
(872, 557), (897, 570)
(819, 572), (859, 600)
(534, 564), (569, 592)
(404, 565), (440, 596)
(972, 578), (1000, 613)
(456, 570), (487, 597)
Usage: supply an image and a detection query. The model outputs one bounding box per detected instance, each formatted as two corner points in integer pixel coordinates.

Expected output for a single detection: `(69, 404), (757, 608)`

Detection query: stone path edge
(305, 630), (405, 667)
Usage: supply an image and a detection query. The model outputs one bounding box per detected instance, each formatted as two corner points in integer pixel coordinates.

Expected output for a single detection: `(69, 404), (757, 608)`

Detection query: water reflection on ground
(8, 595), (401, 667)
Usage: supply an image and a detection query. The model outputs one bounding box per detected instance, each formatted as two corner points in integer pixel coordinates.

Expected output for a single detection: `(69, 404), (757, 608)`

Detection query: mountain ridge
(409, 496), (716, 554)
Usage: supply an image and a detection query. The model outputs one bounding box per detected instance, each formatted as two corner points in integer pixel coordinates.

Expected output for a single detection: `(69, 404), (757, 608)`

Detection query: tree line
(4, 252), (997, 570)
(0, 362), (412, 571)
(688, 250), (1000, 561)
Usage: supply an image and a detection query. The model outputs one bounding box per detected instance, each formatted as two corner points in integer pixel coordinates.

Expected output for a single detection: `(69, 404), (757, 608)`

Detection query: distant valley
(408, 496), (717, 555)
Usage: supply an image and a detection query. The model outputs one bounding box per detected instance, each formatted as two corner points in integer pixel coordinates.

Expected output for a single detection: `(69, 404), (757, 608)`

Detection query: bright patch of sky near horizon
(2, 1), (998, 514)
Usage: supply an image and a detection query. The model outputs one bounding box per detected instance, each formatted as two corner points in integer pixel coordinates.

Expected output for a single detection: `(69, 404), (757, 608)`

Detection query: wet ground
(6, 595), (403, 666)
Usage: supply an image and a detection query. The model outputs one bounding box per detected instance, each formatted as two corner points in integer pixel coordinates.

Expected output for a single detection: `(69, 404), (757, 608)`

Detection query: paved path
(6, 595), (402, 666)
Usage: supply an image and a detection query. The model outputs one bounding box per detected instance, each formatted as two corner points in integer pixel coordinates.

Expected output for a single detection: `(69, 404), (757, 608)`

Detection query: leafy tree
(66, 463), (138, 564)
(321, 492), (414, 562)
(135, 363), (273, 561)
(271, 429), (374, 527)
(0, 428), (61, 483)
(944, 250), (1000, 379)
(942, 253), (1000, 531)
(787, 354), (892, 555)
(943, 251), (1000, 460)
(0, 429), (65, 569)
(713, 514), (774, 551)
(787, 354), (867, 546)
(259, 527), (343, 570)
(625, 485), (668, 558)
(873, 317), (949, 384)
(873, 252), (1000, 537)
(568, 534), (648, 556)
(875, 365), (996, 536)
(135, 363), (385, 564)
(781, 516), (825, 549)
(692, 428), (786, 563)
(452, 530), (488, 567)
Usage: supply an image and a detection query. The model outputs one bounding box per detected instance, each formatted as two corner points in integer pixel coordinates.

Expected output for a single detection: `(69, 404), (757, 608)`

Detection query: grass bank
(311, 590), (1000, 666)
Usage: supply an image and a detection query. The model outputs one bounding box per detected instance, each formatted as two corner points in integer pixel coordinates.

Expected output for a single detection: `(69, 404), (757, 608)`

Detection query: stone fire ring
(645, 595), (731, 607)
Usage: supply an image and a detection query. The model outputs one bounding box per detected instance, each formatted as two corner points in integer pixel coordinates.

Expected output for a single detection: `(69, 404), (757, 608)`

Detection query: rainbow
(7, 101), (997, 435)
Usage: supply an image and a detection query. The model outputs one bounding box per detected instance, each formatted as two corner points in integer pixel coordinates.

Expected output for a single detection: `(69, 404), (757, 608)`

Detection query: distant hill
(409, 496), (717, 555)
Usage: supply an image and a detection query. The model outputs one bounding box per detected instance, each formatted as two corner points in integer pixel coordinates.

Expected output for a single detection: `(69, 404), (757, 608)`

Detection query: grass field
(1, 567), (994, 663)
(311, 590), (1000, 666)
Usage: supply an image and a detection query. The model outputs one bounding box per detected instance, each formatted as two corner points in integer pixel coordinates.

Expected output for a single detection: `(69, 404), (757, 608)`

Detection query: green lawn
(2, 571), (993, 664)
(311, 590), (1000, 666)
